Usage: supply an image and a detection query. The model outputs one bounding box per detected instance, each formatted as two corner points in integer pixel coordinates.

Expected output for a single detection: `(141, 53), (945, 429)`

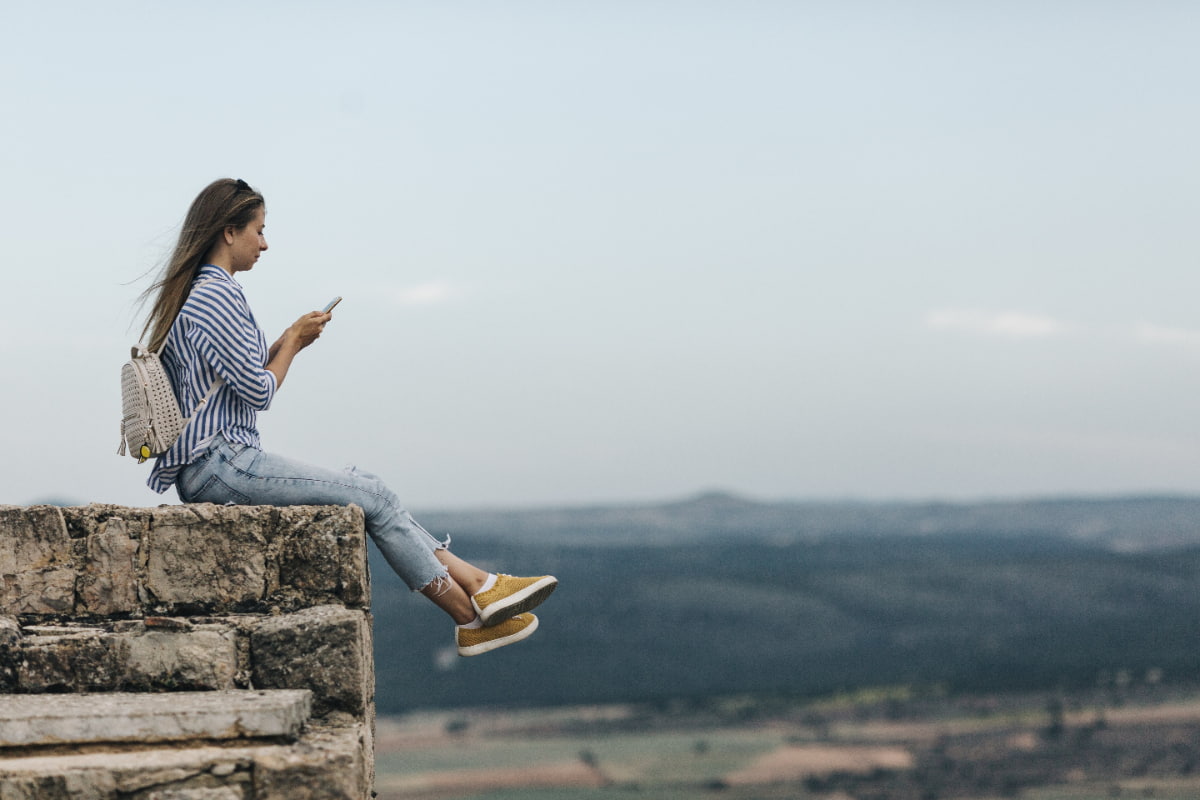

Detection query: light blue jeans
(176, 434), (450, 591)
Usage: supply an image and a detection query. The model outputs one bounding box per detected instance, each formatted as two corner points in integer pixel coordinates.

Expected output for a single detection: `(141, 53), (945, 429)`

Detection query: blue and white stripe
(148, 264), (277, 493)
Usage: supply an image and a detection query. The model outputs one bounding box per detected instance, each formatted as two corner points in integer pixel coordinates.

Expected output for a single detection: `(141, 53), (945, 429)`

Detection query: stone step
(8, 620), (240, 695)
(0, 722), (369, 800)
(3, 605), (373, 721)
(0, 689), (312, 748)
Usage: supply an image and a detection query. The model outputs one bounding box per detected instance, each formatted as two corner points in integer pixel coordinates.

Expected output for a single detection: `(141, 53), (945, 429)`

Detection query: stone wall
(0, 503), (376, 800)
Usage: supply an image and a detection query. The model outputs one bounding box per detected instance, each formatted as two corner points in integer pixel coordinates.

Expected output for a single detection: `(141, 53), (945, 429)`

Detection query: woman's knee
(342, 465), (401, 509)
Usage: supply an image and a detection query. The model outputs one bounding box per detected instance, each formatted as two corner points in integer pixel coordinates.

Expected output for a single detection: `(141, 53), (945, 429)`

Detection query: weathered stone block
(17, 628), (125, 693)
(0, 724), (367, 800)
(273, 509), (341, 595)
(334, 507), (370, 608)
(0, 503), (375, 799)
(16, 623), (238, 693)
(0, 506), (71, 570)
(273, 505), (369, 609)
(145, 511), (270, 610)
(0, 770), (118, 800)
(125, 628), (238, 691)
(78, 519), (138, 616)
(250, 605), (373, 718)
(0, 690), (311, 748)
(4, 504), (369, 618)
(146, 788), (245, 800)
(3, 569), (76, 616)
(252, 725), (369, 800)
(0, 616), (18, 692)
(0, 506), (74, 615)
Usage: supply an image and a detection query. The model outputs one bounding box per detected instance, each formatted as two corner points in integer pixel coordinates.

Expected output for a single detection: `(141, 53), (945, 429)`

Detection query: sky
(3, 1), (1200, 511)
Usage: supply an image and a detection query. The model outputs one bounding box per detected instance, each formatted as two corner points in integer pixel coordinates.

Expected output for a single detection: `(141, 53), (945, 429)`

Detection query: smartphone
(322, 296), (343, 313)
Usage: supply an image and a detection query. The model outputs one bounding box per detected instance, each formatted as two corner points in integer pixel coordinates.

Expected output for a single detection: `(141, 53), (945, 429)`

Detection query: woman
(137, 178), (556, 656)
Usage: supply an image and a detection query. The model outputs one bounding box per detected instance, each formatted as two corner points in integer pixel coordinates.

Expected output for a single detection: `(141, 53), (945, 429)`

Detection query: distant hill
(417, 492), (1200, 551)
(370, 493), (1200, 713)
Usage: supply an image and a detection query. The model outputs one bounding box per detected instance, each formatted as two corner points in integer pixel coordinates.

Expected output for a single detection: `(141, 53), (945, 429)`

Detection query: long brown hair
(138, 178), (265, 351)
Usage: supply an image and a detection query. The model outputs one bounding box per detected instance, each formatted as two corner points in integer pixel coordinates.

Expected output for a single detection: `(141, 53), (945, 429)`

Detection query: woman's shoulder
(183, 275), (245, 319)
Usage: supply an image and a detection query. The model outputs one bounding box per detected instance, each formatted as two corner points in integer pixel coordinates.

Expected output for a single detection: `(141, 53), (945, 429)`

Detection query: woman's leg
(436, 550), (490, 595)
(419, 573), (477, 625)
(178, 438), (451, 594)
(178, 436), (555, 652)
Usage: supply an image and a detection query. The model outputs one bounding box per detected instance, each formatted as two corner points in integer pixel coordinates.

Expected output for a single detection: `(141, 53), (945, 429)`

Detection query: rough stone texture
(126, 628), (239, 691)
(274, 507), (364, 601)
(250, 605), (374, 719)
(249, 605), (377, 790)
(0, 506), (74, 615)
(0, 769), (119, 800)
(252, 725), (370, 800)
(146, 788), (245, 800)
(17, 627), (125, 693)
(14, 623), (238, 694)
(0, 617), (20, 692)
(78, 518), (138, 616)
(0, 503), (369, 618)
(0, 504), (377, 799)
(0, 690), (312, 747)
(0, 722), (368, 800)
(145, 514), (270, 609)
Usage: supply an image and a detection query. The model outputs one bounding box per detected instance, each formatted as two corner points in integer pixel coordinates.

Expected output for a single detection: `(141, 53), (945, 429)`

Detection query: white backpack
(118, 346), (220, 463)
(119, 279), (220, 462)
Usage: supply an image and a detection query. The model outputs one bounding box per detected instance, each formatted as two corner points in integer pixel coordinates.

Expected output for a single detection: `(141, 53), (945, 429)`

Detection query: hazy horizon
(20, 485), (1200, 515)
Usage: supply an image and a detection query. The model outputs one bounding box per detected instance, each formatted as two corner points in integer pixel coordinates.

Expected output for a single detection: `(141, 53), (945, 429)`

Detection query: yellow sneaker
(472, 574), (558, 626)
(456, 613), (539, 657)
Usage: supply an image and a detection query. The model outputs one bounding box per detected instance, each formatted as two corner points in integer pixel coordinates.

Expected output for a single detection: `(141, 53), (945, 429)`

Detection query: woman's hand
(266, 310), (333, 389)
(286, 310), (332, 350)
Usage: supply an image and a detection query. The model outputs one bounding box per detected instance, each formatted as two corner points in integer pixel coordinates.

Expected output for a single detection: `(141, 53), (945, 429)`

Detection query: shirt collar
(196, 263), (239, 286)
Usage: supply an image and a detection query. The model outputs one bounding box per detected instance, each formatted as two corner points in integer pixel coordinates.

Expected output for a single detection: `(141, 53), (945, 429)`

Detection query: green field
(372, 687), (1200, 800)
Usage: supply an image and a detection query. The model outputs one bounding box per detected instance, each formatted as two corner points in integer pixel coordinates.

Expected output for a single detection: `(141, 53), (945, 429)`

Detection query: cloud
(924, 309), (1067, 339)
(391, 281), (462, 307)
(1133, 323), (1200, 349)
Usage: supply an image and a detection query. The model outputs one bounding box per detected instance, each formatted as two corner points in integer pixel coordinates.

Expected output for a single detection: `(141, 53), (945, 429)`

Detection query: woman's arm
(267, 311), (332, 389)
(186, 283), (281, 410)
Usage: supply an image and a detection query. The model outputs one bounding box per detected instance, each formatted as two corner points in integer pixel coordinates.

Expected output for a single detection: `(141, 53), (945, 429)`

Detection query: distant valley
(370, 492), (1200, 712)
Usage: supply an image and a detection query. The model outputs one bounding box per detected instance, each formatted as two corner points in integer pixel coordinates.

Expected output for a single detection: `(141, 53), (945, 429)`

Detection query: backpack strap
(190, 374), (224, 417)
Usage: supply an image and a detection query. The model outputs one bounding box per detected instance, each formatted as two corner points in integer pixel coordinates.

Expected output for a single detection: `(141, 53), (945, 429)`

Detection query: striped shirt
(148, 264), (277, 493)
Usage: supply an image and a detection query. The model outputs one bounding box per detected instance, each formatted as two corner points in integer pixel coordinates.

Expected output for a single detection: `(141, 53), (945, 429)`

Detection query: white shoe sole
(457, 615), (539, 657)
(473, 576), (558, 626)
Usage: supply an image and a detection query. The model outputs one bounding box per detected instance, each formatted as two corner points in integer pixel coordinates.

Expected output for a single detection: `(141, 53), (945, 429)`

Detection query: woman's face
(228, 207), (268, 272)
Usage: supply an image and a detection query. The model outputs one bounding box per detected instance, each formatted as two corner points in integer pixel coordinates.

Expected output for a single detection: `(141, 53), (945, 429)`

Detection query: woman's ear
(223, 226), (236, 246)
